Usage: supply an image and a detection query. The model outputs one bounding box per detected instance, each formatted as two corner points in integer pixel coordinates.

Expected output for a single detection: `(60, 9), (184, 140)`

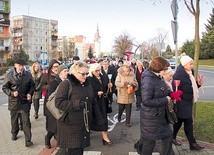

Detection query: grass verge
(177, 101), (214, 143)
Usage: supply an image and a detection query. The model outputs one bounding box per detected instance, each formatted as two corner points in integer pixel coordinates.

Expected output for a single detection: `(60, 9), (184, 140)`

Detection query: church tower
(94, 23), (101, 58)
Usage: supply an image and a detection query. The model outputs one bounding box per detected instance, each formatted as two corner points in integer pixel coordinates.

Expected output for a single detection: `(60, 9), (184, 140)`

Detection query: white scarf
(187, 71), (199, 103)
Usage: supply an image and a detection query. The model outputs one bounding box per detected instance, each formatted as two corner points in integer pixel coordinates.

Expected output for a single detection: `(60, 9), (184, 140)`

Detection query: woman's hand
(98, 91), (103, 96)
(108, 83), (113, 88)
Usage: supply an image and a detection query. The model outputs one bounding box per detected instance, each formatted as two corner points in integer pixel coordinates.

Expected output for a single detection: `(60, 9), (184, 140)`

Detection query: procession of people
(2, 54), (205, 155)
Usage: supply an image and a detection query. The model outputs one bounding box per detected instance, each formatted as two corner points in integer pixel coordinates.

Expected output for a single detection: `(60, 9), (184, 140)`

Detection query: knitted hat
(15, 58), (26, 65)
(57, 65), (68, 74)
(180, 55), (193, 66)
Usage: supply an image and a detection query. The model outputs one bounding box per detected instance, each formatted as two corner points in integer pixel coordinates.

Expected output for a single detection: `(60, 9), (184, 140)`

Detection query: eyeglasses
(95, 69), (101, 72)
(78, 72), (89, 76)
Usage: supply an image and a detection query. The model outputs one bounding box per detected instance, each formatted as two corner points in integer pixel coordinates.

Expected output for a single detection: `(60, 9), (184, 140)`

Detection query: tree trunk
(193, 0), (200, 125)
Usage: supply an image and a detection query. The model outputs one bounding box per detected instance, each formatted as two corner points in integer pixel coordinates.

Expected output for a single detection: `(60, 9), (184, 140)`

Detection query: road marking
(107, 113), (126, 132)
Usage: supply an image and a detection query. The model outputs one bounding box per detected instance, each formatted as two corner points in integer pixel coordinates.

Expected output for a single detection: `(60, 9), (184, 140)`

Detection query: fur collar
(117, 67), (135, 76)
(67, 73), (90, 86)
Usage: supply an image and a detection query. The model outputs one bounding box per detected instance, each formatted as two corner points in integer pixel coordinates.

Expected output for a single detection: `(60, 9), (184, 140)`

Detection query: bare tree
(154, 28), (168, 56)
(113, 32), (133, 58)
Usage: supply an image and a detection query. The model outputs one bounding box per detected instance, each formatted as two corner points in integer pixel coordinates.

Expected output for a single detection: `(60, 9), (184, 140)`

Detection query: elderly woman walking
(115, 61), (138, 127)
(87, 63), (112, 145)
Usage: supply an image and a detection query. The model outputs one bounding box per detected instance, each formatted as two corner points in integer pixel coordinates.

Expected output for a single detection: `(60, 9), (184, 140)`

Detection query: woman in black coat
(172, 55), (204, 150)
(140, 57), (174, 155)
(88, 63), (112, 145)
(44, 65), (68, 149)
(55, 61), (104, 155)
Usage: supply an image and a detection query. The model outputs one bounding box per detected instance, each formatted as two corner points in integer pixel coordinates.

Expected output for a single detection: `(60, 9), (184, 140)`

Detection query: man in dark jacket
(2, 59), (35, 147)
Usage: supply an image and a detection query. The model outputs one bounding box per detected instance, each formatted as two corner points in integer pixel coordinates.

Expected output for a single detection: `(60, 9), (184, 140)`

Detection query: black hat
(15, 59), (26, 65)
(49, 59), (60, 69)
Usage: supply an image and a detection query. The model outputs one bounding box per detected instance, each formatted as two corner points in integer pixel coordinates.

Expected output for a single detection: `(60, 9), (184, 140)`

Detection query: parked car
(167, 59), (175, 69)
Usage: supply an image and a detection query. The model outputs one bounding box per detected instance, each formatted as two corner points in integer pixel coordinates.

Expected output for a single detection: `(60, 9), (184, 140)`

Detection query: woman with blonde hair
(55, 61), (104, 155)
(115, 61), (138, 127)
(31, 62), (43, 119)
(88, 63), (112, 145)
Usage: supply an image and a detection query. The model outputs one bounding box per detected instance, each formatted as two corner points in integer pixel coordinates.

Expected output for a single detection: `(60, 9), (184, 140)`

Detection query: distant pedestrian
(31, 62), (43, 119)
(2, 59), (35, 147)
(135, 60), (144, 111)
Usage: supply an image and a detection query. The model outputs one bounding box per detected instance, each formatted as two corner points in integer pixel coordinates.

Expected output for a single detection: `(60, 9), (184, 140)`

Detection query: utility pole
(171, 0), (179, 69)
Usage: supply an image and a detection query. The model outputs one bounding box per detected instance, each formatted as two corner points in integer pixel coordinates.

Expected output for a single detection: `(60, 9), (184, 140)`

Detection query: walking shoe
(172, 139), (182, 146)
(190, 143), (204, 150)
(25, 141), (33, 147)
(34, 112), (39, 119)
(11, 135), (17, 141)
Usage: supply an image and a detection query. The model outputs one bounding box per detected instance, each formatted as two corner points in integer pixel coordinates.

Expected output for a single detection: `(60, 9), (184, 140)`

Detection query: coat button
(86, 97), (88, 99)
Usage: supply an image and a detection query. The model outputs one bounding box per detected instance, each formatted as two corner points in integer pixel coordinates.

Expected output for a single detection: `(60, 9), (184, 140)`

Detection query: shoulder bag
(46, 79), (72, 120)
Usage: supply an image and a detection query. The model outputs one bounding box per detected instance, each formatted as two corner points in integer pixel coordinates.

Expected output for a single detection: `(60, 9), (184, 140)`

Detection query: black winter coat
(32, 72), (43, 100)
(172, 64), (198, 119)
(46, 76), (62, 133)
(55, 74), (104, 149)
(135, 68), (144, 96)
(2, 68), (35, 111)
(140, 69), (172, 141)
(88, 75), (108, 131)
(101, 66), (116, 94)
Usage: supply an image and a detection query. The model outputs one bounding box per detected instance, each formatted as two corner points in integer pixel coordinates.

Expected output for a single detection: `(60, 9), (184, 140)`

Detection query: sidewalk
(0, 103), (214, 155)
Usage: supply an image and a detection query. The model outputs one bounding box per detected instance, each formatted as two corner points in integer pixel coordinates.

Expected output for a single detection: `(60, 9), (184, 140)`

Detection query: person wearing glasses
(88, 63), (112, 145)
(41, 59), (60, 148)
(140, 57), (174, 155)
(55, 61), (104, 155)
(2, 59), (35, 147)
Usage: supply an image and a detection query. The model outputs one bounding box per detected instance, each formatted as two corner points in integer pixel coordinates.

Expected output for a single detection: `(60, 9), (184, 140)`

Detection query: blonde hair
(31, 62), (42, 77)
(69, 61), (89, 75)
(88, 63), (101, 77)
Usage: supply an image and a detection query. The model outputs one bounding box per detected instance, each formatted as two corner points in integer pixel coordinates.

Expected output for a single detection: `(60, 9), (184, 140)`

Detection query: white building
(11, 15), (58, 61)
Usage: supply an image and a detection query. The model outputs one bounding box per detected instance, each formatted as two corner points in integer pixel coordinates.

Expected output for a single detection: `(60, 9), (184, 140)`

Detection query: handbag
(127, 85), (134, 94)
(103, 88), (112, 113)
(46, 79), (72, 120)
(165, 102), (178, 124)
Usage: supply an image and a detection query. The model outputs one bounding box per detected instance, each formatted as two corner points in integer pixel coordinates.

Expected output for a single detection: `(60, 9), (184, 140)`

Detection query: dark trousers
(173, 117), (196, 144)
(10, 110), (32, 142)
(140, 136), (174, 155)
(56, 148), (84, 155)
(33, 99), (40, 112)
(136, 95), (142, 108)
(118, 104), (132, 124)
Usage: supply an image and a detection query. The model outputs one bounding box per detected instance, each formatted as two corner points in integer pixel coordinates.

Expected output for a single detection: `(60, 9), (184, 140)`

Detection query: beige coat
(115, 67), (138, 104)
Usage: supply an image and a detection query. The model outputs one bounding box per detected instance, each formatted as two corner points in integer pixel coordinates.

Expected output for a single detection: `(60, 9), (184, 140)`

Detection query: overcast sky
(11, 0), (213, 52)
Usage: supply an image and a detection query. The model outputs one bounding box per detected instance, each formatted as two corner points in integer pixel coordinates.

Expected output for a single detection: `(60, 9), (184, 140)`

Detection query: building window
(0, 26), (3, 33)
(0, 1), (5, 11)
(0, 40), (4, 46)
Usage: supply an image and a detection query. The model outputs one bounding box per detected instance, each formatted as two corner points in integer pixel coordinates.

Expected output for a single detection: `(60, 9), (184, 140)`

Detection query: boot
(190, 143), (204, 150)
(125, 104), (132, 127)
(118, 105), (124, 122)
(34, 111), (39, 119)
(45, 135), (51, 149)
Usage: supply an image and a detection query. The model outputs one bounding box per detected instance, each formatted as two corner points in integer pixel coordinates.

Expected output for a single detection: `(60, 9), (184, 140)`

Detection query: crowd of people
(1, 55), (204, 155)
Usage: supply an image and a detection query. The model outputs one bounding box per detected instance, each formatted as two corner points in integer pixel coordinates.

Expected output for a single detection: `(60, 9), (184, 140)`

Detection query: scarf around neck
(187, 70), (199, 103)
